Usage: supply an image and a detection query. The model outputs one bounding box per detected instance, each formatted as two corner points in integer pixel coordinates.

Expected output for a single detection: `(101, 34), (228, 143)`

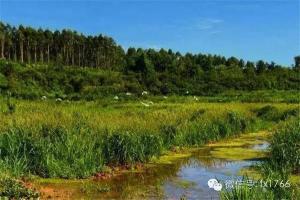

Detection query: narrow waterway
(34, 132), (269, 200)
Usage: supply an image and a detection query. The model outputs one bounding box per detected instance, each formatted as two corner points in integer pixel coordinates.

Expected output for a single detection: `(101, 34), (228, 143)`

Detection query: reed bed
(0, 99), (298, 179)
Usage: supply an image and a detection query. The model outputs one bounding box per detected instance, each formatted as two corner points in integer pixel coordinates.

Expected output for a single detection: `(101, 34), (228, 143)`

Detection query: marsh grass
(221, 116), (300, 200)
(254, 105), (299, 122)
(220, 178), (275, 200)
(263, 117), (300, 177)
(0, 100), (298, 180)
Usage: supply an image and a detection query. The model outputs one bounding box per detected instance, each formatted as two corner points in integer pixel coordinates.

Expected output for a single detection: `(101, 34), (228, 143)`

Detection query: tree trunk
(40, 49), (43, 63)
(20, 41), (24, 63)
(47, 44), (50, 64)
(0, 37), (4, 59)
(72, 49), (74, 66)
(78, 47), (81, 66)
(14, 45), (17, 61)
(34, 45), (37, 63)
(27, 41), (30, 64)
(82, 46), (85, 67)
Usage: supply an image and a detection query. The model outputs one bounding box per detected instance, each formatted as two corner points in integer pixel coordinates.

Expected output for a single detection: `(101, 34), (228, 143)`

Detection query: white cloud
(193, 18), (224, 30)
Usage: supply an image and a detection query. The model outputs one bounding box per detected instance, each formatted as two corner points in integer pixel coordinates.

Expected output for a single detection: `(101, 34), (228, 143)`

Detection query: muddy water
(34, 132), (269, 200)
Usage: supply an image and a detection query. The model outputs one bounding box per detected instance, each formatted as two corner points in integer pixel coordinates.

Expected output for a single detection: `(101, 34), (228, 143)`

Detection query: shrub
(0, 178), (39, 199)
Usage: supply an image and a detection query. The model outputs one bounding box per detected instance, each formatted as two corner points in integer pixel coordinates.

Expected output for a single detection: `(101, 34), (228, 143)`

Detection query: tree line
(0, 21), (299, 97)
(0, 22), (125, 69)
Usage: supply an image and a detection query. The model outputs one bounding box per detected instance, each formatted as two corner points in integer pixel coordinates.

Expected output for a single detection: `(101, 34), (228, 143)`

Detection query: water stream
(34, 132), (269, 200)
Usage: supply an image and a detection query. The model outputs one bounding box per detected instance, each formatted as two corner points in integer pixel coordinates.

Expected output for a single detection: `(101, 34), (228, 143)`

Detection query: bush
(0, 178), (39, 199)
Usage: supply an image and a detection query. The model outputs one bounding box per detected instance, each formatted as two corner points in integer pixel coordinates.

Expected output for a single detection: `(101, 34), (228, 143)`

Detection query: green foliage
(189, 109), (205, 121)
(222, 119), (300, 200)
(0, 178), (39, 199)
(221, 178), (274, 200)
(0, 73), (7, 89)
(255, 105), (299, 122)
(255, 105), (281, 121)
(5, 92), (16, 114)
(0, 105), (265, 179)
(0, 125), (104, 178)
(0, 22), (300, 98)
(103, 131), (162, 165)
(265, 118), (300, 175)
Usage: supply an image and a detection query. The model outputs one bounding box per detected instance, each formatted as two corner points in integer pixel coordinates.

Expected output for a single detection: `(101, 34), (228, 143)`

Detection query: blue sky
(0, 0), (299, 66)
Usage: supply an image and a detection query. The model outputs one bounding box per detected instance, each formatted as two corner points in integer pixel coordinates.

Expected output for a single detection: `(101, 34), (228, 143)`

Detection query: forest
(0, 21), (299, 100)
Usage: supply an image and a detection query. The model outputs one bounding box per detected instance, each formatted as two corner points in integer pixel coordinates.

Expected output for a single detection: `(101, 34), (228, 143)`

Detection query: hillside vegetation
(0, 22), (299, 99)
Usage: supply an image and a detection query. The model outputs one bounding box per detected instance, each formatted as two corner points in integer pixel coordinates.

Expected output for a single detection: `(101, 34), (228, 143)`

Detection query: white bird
(41, 96), (47, 100)
(126, 92), (132, 96)
(140, 101), (150, 107)
(55, 98), (62, 102)
(142, 91), (148, 95)
(114, 96), (119, 100)
(163, 96), (168, 99)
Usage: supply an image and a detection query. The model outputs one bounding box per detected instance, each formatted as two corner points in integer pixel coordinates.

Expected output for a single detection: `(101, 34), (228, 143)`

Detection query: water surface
(35, 132), (269, 200)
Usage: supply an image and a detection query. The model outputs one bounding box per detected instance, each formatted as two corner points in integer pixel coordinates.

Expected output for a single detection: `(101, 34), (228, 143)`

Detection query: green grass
(0, 110), (258, 178)
(220, 179), (275, 200)
(0, 99), (298, 179)
(221, 116), (300, 200)
(266, 118), (300, 175)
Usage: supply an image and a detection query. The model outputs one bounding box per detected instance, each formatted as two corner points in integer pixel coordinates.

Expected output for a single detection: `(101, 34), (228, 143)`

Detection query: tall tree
(294, 55), (300, 69)
(0, 22), (5, 59)
(17, 25), (25, 63)
(44, 29), (53, 64)
(256, 60), (267, 74)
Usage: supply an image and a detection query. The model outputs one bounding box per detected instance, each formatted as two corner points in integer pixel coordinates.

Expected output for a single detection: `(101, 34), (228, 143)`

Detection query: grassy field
(0, 96), (299, 198)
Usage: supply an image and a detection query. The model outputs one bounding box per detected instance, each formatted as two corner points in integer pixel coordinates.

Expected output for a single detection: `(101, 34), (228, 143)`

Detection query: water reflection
(37, 140), (269, 199)
(162, 141), (268, 200)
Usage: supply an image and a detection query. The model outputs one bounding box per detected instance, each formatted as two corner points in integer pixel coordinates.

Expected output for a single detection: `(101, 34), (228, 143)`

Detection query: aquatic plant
(263, 117), (300, 176)
(220, 179), (275, 200)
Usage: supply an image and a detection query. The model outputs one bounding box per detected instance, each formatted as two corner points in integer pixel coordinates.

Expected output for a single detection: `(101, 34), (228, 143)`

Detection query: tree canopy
(0, 21), (299, 98)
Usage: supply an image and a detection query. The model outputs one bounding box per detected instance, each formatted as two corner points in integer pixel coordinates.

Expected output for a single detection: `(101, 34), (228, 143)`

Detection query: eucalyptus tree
(5, 26), (13, 60)
(294, 56), (300, 69)
(44, 29), (53, 64)
(17, 25), (25, 63)
(38, 28), (48, 63)
(24, 27), (35, 64)
(0, 22), (5, 59)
